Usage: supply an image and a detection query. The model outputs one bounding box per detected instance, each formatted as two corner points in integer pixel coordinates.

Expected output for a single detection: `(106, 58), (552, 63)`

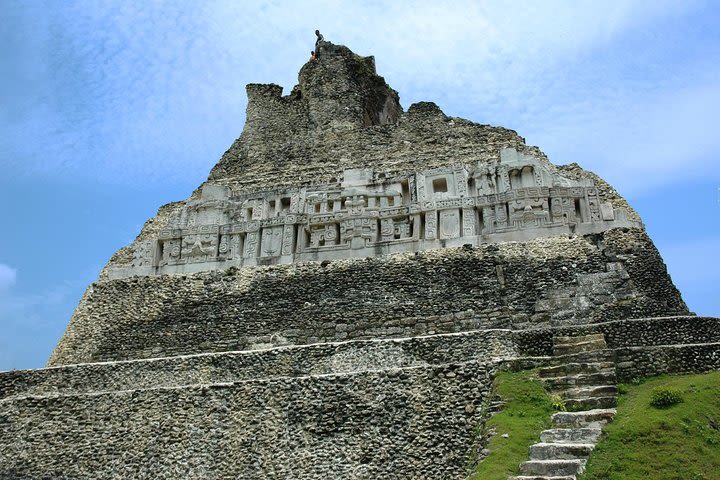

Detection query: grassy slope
(582, 371), (720, 480)
(469, 369), (554, 479)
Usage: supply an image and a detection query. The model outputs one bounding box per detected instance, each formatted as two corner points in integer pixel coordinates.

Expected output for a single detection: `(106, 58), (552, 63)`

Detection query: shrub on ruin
(550, 395), (567, 412)
(650, 387), (683, 408)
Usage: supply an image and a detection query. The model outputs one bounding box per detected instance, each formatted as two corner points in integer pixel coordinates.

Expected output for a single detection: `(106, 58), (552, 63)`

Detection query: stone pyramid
(2, 40), (718, 480)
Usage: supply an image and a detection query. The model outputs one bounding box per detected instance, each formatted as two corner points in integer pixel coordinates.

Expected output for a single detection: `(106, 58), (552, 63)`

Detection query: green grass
(469, 369), (554, 479)
(582, 371), (720, 480)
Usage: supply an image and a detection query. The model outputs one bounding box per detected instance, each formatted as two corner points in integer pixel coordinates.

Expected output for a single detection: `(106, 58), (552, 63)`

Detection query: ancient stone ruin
(1, 40), (718, 479)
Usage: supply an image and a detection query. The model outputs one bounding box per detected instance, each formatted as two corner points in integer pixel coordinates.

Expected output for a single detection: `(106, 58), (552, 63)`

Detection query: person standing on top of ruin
(315, 29), (324, 56)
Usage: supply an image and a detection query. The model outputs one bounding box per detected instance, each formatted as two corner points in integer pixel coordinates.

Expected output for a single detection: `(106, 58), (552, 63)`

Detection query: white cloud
(521, 71), (720, 196)
(0, 264), (17, 290)
(1, 0), (713, 190)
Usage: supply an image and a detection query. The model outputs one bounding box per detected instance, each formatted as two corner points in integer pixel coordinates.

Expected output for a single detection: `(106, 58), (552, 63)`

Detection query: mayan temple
(2, 41), (719, 480)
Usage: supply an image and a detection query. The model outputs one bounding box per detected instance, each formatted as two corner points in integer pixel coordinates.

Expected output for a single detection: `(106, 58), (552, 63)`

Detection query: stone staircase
(511, 333), (618, 480)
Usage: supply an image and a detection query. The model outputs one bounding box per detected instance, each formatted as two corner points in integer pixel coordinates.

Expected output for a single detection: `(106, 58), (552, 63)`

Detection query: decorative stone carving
(108, 159), (642, 279)
(408, 175), (417, 202)
(394, 219), (412, 239)
(494, 204), (508, 230)
(159, 238), (181, 266)
(132, 241), (154, 267)
(416, 173), (427, 201)
(474, 164), (497, 196)
(509, 198), (549, 229)
(462, 208), (476, 237)
(497, 165), (511, 193)
(181, 232), (218, 263)
(454, 165), (469, 197)
(586, 189), (602, 223)
(338, 217), (378, 248)
(439, 210), (460, 239)
(425, 211), (438, 240)
(244, 221), (260, 258)
(281, 225), (295, 255)
(261, 226), (283, 257)
(380, 218), (395, 241)
(218, 232), (241, 260)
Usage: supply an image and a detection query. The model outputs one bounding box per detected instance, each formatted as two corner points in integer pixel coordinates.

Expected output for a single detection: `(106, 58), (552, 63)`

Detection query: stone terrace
(49, 228), (687, 366)
(2, 316), (720, 478)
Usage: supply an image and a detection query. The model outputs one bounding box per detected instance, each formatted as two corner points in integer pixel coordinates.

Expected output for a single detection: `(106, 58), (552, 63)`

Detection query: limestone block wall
(49, 228), (687, 366)
(613, 343), (720, 380)
(0, 361), (496, 480)
(512, 316), (720, 382)
(513, 316), (720, 356)
(2, 330), (516, 400)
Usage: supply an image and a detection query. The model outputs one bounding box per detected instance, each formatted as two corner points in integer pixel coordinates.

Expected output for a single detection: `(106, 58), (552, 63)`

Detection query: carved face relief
(182, 234), (218, 260)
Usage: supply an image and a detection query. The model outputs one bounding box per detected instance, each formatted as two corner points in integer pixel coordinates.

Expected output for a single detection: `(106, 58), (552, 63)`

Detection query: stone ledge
(1, 329), (517, 400)
(7, 316), (719, 402)
(1, 358), (500, 403)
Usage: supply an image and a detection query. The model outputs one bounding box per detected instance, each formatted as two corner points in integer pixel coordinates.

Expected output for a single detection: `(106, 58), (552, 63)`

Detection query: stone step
(553, 334), (605, 346)
(563, 396), (617, 411)
(551, 349), (614, 365)
(552, 409), (616, 427)
(540, 427), (602, 444)
(543, 372), (617, 390)
(528, 442), (594, 461)
(560, 385), (618, 399)
(519, 459), (586, 477)
(538, 362), (615, 378)
(488, 400), (505, 414)
(553, 339), (607, 356)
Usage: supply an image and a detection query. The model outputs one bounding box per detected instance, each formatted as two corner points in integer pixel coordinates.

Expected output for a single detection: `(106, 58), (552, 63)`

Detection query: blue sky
(1, 0), (719, 371)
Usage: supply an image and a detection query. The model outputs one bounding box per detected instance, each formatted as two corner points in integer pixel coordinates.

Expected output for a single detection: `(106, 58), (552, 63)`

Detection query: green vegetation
(470, 369), (554, 479)
(649, 386), (684, 409)
(582, 371), (720, 480)
(551, 394), (568, 412)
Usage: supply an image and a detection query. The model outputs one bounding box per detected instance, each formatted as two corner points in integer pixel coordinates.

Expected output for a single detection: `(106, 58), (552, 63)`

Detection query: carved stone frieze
(109, 150), (642, 278)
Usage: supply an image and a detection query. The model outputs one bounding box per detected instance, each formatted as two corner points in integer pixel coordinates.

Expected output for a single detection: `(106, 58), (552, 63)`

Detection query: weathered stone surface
(540, 428), (603, 444)
(2, 329), (516, 401)
(0, 361), (496, 480)
(514, 316), (720, 357)
(552, 409), (617, 428)
(50, 229), (687, 366)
